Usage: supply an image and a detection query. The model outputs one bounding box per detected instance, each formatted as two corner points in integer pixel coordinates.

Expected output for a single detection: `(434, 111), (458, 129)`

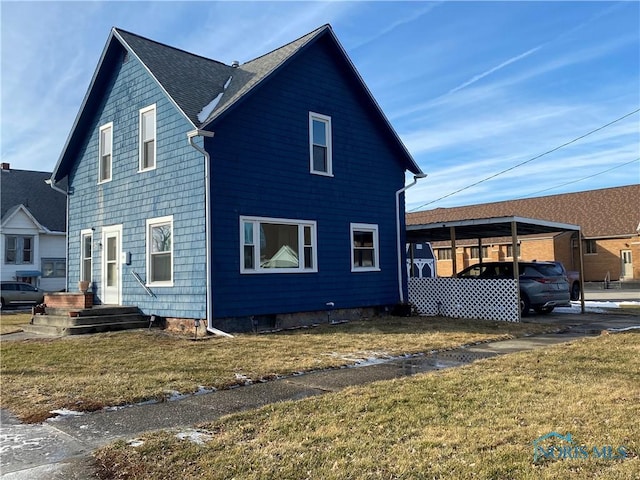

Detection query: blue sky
(1, 1), (638, 210)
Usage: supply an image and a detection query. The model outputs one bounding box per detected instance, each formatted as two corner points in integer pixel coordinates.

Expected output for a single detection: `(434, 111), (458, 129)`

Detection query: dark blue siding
(67, 50), (207, 319)
(209, 37), (408, 319)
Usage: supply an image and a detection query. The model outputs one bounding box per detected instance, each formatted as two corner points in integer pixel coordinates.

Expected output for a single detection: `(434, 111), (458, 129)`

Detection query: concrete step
(44, 306), (141, 317)
(31, 313), (150, 328)
(22, 319), (150, 336)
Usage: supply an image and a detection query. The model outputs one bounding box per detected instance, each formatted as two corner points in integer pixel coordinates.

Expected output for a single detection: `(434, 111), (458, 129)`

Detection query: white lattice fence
(408, 277), (520, 322)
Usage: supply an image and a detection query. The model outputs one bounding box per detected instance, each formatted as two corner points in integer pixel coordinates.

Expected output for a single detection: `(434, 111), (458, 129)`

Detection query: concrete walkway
(1, 307), (639, 479)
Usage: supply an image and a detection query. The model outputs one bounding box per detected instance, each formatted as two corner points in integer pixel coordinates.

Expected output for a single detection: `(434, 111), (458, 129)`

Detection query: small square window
(351, 223), (380, 272)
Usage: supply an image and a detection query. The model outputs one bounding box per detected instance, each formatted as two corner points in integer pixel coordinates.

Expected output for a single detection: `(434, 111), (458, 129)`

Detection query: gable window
(98, 123), (113, 183)
(309, 112), (332, 176)
(42, 258), (66, 278)
(240, 216), (317, 273)
(585, 239), (597, 254)
(351, 223), (379, 272)
(139, 105), (156, 171)
(146, 216), (173, 285)
(5, 236), (33, 264)
(80, 230), (93, 282)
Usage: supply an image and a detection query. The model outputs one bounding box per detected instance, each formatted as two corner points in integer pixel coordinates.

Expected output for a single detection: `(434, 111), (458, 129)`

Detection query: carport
(406, 216), (586, 319)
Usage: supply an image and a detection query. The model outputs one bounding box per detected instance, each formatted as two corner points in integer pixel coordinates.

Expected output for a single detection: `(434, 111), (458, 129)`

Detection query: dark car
(456, 261), (570, 316)
(0, 281), (45, 309)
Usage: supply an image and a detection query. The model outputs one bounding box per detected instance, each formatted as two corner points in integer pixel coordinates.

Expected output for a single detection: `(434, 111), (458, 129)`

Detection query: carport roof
(406, 216), (581, 243)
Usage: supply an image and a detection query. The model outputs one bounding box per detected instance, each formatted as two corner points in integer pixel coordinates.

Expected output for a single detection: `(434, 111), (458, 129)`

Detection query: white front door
(102, 226), (122, 304)
(621, 250), (632, 279)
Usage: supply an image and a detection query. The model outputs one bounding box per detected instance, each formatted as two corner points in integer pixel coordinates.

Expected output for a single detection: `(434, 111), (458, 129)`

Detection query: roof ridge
(242, 24), (330, 66)
(113, 27), (230, 68)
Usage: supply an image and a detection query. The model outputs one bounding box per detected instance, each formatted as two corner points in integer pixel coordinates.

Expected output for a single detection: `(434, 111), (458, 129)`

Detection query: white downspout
(45, 178), (70, 291)
(187, 129), (233, 338)
(395, 173), (427, 303)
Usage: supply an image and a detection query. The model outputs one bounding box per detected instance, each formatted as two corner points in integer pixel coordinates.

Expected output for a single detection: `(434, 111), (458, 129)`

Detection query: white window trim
(240, 216), (318, 274)
(146, 215), (173, 286)
(80, 229), (93, 282)
(309, 112), (333, 177)
(98, 122), (113, 184)
(138, 104), (157, 172)
(350, 223), (380, 272)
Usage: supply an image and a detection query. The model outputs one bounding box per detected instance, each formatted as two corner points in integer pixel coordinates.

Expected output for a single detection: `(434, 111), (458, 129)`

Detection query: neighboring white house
(0, 164), (67, 291)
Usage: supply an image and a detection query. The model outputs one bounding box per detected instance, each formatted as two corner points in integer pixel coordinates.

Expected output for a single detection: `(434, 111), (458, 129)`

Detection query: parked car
(550, 261), (581, 300)
(0, 281), (45, 310)
(456, 261), (570, 316)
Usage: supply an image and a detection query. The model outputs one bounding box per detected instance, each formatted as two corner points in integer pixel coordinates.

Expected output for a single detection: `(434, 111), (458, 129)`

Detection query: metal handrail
(131, 271), (155, 297)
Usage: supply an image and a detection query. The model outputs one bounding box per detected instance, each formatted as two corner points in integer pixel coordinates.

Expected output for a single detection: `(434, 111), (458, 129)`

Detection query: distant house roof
(1, 168), (67, 232)
(407, 184), (640, 238)
(52, 24), (421, 183)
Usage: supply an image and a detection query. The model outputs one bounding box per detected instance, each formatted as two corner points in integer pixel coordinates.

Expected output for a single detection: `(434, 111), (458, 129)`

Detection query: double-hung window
(4, 235), (34, 264)
(98, 123), (113, 183)
(240, 216), (317, 273)
(309, 112), (332, 176)
(80, 229), (93, 282)
(42, 258), (66, 278)
(146, 216), (173, 285)
(350, 223), (379, 272)
(139, 105), (156, 171)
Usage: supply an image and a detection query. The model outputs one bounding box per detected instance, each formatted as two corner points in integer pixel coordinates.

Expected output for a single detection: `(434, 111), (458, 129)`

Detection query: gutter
(45, 178), (70, 291)
(187, 129), (233, 338)
(395, 173), (428, 303)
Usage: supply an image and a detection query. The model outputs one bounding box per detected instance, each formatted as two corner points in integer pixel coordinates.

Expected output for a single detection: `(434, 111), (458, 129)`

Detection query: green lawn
(95, 332), (639, 480)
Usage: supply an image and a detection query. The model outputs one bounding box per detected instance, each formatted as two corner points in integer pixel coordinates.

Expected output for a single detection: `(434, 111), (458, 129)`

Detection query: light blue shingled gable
(66, 47), (207, 319)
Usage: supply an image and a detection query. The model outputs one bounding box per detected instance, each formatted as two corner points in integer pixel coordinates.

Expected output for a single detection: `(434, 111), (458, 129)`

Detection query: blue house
(50, 25), (424, 333)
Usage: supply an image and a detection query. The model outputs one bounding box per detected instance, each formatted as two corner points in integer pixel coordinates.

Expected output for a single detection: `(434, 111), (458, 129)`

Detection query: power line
(521, 157), (640, 198)
(408, 108), (640, 211)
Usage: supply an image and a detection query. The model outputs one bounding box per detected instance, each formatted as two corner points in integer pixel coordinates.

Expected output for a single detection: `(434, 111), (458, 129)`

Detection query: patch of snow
(195, 385), (216, 395)
(47, 408), (84, 420)
(176, 429), (213, 445)
(197, 92), (223, 123)
(127, 438), (145, 447)
(165, 390), (189, 402)
(234, 373), (252, 385)
(197, 75), (233, 123)
(554, 300), (639, 314)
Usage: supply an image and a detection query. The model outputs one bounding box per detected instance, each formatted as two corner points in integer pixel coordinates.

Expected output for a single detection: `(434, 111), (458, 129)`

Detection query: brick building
(407, 185), (640, 283)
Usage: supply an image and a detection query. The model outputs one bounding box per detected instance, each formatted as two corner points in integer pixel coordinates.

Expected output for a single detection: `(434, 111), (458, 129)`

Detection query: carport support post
(578, 229), (585, 314)
(511, 221), (521, 321)
(450, 227), (457, 275)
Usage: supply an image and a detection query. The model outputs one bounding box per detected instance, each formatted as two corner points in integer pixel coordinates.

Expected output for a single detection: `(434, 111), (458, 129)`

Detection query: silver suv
(0, 281), (45, 310)
(456, 261), (570, 316)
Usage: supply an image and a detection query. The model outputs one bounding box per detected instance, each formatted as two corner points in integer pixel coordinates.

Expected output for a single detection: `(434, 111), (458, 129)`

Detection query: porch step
(23, 319), (149, 336)
(26, 305), (150, 336)
(31, 313), (149, 328)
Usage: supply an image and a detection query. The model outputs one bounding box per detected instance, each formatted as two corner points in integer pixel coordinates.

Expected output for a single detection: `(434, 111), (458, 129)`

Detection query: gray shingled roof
(1, 168), (67, 232)
(114, 25), (329, 128)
